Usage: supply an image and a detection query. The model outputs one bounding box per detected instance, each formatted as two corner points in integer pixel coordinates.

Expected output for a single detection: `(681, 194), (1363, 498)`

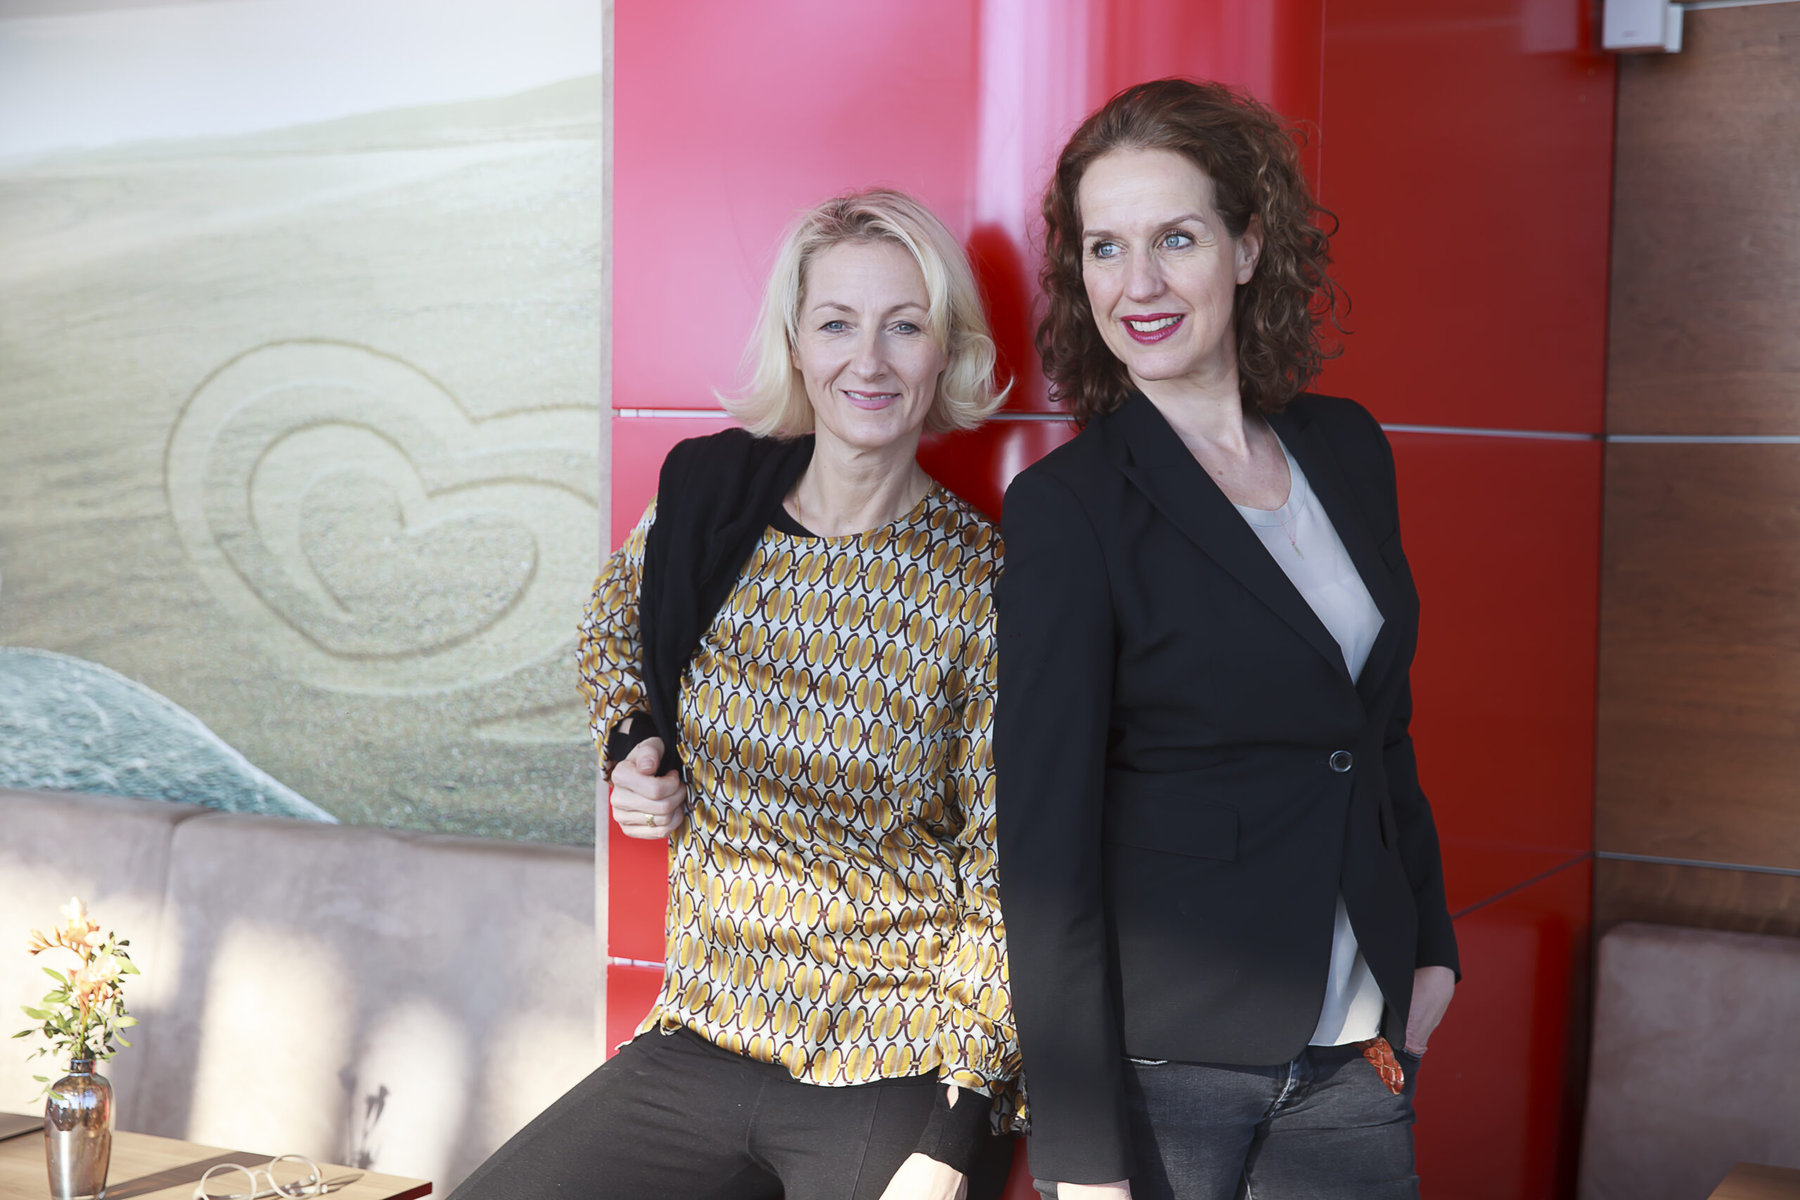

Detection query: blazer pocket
(1103, 770), (1239, 862)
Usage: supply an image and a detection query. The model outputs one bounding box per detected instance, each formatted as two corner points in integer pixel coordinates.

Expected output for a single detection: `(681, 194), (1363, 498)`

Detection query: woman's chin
(1121, 354), (1230, 396)
(1123, 363), (1188, 392)
(817, 414), (927, 457)
(1113, 345), (1186, 380)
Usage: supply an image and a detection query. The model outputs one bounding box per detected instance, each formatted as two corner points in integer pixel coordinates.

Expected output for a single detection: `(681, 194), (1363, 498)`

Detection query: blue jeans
(1037, 1042), (1421, 1200)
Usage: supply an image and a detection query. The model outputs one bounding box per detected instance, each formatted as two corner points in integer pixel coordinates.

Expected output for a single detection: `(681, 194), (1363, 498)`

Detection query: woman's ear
(1237, 214), (1264, 285)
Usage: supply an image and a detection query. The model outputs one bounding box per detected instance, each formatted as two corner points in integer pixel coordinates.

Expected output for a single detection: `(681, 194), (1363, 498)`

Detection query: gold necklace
(1278, 503), (1304, 558)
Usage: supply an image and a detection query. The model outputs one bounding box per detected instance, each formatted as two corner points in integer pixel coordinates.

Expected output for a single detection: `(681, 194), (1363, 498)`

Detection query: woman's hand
(876, 1153), (967, 1200)
(1059, 1184), (1133, 1199)
(608, 737), (687, 838)
(1405, 965), (1456, 1054)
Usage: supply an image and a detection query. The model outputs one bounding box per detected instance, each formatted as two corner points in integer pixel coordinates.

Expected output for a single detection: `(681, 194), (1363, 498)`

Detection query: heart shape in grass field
(166, 340), (599, 699)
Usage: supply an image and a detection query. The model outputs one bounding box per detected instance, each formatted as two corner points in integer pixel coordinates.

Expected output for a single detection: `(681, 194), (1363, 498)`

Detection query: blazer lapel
(1267, 406), (1404, 699)
(1106, 393), (1353, 686)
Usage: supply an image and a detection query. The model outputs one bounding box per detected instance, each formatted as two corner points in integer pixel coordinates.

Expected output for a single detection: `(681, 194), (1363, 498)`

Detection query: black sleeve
(1383, 675), (1461, 977)
(603, 711), (661, 773)
(1364, 412), (1460, 978)
(913, 1084), (993, 1175)
(995, 469), (1133, 1185)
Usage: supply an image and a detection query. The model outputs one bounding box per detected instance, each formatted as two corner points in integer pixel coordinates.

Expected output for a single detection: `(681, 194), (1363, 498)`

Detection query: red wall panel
(605, 961), (667, 1053)
(918, 419), (1077, 521)
(610, 3), (1611, 1196)
(1420, 860), (1593, 1200)
(1315, 0), (1615, 433)
(616, 0), (1330, 419)
(1389, 432), (1601, 905)
(614, 0), (983, 413)
(1091, 0), (1325, 134)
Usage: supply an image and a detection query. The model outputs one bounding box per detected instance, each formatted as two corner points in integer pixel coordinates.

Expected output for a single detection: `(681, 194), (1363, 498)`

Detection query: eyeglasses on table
(193, 1153), (326, 1199)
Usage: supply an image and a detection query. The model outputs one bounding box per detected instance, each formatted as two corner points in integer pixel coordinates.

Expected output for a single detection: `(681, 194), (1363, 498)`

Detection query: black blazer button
(1329, 750), (1354, 773)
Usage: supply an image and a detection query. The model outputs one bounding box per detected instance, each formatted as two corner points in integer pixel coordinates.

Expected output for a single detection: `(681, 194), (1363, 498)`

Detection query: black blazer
(994, 392), (1459, 1184)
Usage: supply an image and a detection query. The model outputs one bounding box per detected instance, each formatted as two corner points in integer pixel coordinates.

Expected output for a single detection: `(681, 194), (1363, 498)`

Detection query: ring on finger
(641, 812), (657, 826)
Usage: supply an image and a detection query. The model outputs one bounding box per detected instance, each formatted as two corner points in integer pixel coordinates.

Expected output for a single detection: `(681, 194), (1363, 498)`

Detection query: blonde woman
(451, 190), (1018, 1200)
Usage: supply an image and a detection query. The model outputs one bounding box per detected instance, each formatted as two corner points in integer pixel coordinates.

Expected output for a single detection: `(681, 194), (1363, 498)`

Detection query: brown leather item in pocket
(1356, 1035), (1406, 1095)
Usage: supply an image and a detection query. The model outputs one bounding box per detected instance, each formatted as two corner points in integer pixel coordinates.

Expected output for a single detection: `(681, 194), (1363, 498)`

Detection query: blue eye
(892, 321), (922, 335)
(1089, 240), (1120, 260)
(1160, 231), (1194, 250)
(820, 319), (848, 333)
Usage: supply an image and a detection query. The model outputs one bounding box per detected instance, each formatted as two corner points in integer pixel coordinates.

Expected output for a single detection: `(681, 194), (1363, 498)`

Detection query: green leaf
(42, 967), (67, 985)
(21, 1007), (53, 1021)
(114, 1034), (131, 1048)
(120, 961), (140, 975)
(115, 1016), (137, 1028)
(11, 1029), (34, 1039)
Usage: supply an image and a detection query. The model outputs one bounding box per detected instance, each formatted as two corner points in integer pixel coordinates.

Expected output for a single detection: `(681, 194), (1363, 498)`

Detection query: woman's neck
(788, 429), (930, 537)
(1136, 371), (1291, 510)
(1137, 371), (1254, 460)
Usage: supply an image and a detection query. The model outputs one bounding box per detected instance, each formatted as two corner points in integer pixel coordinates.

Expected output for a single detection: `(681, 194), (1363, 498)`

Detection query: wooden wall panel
(1607, 4), (1800, 434)
(1596, 860), (1800, 941)
(1597, 443), (1800, 869)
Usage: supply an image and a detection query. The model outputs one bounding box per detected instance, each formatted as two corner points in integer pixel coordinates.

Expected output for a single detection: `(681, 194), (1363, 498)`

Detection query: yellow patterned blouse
(577, 483), (1020, 1116)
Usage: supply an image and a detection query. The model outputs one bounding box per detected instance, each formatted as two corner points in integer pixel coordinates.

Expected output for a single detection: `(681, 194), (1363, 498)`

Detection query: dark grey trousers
(450, 1027), (1016, 1200)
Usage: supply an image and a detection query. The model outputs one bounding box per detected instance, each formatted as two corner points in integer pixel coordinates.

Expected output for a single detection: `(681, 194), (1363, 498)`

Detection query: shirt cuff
(604, 712), (660, 769)
(913, 1083), (991, 1175)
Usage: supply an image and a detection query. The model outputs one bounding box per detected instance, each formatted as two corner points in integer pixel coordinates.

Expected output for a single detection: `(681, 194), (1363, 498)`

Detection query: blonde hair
(722, 188), (1009, 437)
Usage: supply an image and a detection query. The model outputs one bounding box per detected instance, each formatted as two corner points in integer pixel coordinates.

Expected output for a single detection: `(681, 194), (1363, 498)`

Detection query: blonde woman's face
(792, 240), (946, 456)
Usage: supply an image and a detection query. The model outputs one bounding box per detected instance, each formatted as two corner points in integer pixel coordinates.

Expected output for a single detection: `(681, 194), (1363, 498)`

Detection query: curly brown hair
(1036, 78), (1342, 423)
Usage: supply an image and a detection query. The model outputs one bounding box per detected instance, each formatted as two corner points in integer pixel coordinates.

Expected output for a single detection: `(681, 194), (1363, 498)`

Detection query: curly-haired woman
(995, 80), (1459, 1200)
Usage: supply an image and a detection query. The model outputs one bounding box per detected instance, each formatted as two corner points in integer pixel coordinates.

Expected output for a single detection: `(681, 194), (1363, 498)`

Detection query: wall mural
(0, 0), (606, 844)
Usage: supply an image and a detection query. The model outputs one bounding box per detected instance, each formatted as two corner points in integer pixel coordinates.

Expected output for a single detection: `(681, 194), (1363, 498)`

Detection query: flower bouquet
(14, 898), (138, 1200)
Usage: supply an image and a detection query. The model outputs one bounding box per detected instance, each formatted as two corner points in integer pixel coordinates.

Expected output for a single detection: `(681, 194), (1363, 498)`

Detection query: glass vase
(45, 1058), (112, 1200)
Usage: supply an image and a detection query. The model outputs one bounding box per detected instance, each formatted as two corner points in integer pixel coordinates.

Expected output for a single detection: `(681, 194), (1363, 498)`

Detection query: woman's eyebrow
(806, 299), (929, 315)
(1083, 212), (1208, 238)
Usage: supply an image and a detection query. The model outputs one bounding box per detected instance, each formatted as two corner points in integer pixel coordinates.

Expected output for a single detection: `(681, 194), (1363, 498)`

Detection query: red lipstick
(1122, 313), (1184, 344)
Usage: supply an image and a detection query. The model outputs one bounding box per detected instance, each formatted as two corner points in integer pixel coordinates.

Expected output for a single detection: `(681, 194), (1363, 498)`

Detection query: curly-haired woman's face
(1077, 148), (1260, 400)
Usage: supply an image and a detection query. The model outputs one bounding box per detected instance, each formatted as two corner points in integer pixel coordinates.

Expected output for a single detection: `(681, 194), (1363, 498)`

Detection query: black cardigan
(606, 429), (812, 775)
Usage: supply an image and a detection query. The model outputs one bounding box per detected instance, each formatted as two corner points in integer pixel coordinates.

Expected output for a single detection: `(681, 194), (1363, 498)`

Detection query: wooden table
(1711, 1163), (1800, 1200)
(0, 1126), (429, 1200)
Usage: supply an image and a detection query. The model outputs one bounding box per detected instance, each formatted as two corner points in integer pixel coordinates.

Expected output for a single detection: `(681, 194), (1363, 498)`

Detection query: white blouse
(1233, 432), (1388, 1046)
